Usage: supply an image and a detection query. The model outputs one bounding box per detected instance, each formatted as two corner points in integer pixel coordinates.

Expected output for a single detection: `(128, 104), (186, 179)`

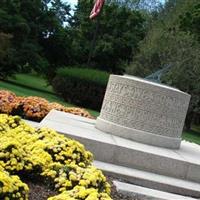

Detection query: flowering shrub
(48, 186), (111, 200)
(0, 168), (29, 200)
(0, 90), (93, 121)
(0, 114), (111, 200)
(63, 107), (94, 118)
(15, 96), (50, 121)
(0, 90), (17, 114)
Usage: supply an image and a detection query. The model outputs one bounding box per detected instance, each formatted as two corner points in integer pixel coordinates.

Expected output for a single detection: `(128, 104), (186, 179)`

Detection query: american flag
(90, 0), (105, 19)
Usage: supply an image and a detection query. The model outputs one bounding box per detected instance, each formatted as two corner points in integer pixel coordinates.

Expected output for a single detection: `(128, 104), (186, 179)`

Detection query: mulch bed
(24, 176), (137, 200)
(26, 180), (57, 200)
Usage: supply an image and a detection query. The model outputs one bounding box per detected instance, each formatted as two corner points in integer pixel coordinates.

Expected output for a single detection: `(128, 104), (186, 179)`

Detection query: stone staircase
(113, 181), (198, 200)
(94, 161), (200, 197)
(27, 110), (200, 199)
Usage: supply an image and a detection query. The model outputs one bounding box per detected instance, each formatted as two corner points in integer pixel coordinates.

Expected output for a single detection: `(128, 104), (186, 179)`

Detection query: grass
(0, 80), (74, 106)
(0, 74), (100, 117)
(182, 125), (200, 145)
(8, 73), (54, 93)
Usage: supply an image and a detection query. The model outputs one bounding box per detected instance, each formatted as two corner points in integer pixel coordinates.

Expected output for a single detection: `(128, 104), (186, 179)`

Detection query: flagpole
(87, 0), (105, 67)
(87, 16), (100, 66)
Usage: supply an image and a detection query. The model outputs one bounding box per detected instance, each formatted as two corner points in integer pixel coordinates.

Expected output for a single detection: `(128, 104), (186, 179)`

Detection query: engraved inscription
(104, 92), (185, 119)
(106, 81), (189, 109)
(99, 77), (190, 138)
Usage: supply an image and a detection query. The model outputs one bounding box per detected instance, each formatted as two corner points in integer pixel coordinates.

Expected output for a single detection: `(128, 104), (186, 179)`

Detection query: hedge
(52, 68), (110, 111)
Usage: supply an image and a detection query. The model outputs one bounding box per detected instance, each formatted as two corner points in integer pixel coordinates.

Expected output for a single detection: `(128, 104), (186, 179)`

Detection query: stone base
(39, 109), (200, 197)
(96, 117), (181, 149)
(40, 110), (200, 185)
(94, 161), (200, 198)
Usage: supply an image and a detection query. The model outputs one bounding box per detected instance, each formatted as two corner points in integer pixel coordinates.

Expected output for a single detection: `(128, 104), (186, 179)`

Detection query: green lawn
(0, 74), (99, 117)
(182, 125), (200, 145)
(8, 73), (54, 93)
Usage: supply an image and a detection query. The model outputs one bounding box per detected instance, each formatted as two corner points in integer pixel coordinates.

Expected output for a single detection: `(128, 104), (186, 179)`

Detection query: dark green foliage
(0, 32), (14, 78)
(0, 0), (148, 78)
(0, 0), (71, 76)
(68, 0), (146, 73)
(179, 2), (200, 41)
(52, 68), (109, 110)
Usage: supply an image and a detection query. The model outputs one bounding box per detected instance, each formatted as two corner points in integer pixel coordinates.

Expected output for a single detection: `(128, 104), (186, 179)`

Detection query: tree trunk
(184, 111), (194, 131)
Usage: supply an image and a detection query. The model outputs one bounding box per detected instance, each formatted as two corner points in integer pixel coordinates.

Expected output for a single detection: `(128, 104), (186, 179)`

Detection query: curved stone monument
(96, 75), (191, 149)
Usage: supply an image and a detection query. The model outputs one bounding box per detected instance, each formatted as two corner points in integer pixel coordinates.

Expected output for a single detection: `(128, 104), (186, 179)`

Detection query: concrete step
(94, 160), (200, 198)
(40, 110), (200, 183)
(113, 180), (198, 200)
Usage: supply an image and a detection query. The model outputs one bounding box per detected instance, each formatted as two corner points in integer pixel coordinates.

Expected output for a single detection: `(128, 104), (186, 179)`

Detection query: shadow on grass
(1, 79), (55, 95)
(186, 129), (200, 136)
(182, 127), (200, 145)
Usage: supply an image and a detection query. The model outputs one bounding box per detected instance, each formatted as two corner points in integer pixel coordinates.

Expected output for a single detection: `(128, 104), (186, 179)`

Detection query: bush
(52, 68), (110, 111)
(0, 114), (112, 200)
(56, 68), (109, 86)
(0, 169), (29, 199)
(0, 90), (93, 121)
(0, 90), (17, 114)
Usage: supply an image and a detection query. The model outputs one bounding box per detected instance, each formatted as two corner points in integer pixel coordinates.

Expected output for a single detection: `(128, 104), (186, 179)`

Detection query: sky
(63, 0), (77, 8)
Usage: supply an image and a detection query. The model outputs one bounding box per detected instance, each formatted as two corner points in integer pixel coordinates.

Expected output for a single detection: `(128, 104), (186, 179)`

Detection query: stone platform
(39, 110), (200, 192)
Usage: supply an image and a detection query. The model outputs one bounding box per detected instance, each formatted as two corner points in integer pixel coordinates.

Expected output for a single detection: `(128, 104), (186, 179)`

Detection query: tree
(0, 0), (71, 77)
(50, 0), (71, 24)
(68, 0), (146, 73)
(0, 32), (14, 78)
(126, 0), (200, 129)
(179, 2), (200, 41)
(107, 0), (162, 11)
(161, 32), (200, 130)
